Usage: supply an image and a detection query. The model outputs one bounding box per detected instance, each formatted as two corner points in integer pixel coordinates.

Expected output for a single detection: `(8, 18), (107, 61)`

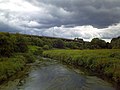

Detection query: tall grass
(43, 49), (120, 84)
(0, 55), (25, 82)
(0, 47), (37, 83)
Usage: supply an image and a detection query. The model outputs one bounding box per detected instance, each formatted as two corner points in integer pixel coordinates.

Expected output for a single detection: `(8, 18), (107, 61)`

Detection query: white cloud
(30, 23), (120, 42)
(0, 0), (40, 12)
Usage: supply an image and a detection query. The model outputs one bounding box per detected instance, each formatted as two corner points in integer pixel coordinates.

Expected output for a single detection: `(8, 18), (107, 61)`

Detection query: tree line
(0, 32), (120, 57)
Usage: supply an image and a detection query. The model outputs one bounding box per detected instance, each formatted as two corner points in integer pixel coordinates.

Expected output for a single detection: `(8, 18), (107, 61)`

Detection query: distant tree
(42, 38), (53, 49)
(111, 37), (120, 49)
(91, 38), (106, 49)
(43, 45), (50, 50)
(74, 38), (84, 43)
(0, 33), (14, 57)
(65, 42), (79, 49)
(30, 37), (44, 47)
(34, 47), (43, 56)
(14, 34), (28, 53)
(106, 42), (112, 49)
(53, 39), (65, 49)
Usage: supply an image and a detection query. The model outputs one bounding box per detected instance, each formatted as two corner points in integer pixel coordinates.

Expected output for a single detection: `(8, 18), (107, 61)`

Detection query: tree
(91, 38), (106, 49)
(0, 33), (14, 57)
(74, 38), (84, 43)
(53, 39), (65, 49)
(34, 47), (43, 56)
(111, 37), (120, 49)
(14, 34), (28, 53)
(43, 45), (50, 50)
(30, 37), (44, 47)
(65, 42), (79, 49)
(42, 38), (53, 49)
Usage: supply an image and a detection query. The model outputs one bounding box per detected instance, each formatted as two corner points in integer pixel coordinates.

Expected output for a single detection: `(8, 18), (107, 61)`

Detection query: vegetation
(91, 38), (107, 49)
(0, 33), (38, 83)
(111, 37), (120, 49)
(43, 45), (50, 50)
(0, 31), (120, 84)
(43, 49), (120, 84)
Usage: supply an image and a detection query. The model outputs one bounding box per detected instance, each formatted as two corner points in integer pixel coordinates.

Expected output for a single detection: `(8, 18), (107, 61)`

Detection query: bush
(43, 45), (50, 50)
(53, 39), (65, 49)
(0, 56), (25, 82)
(34, 47), (43, 56)
(0, 33), (14, 57)
(20, 53), (35, 63)
(14, 34), (28, 53)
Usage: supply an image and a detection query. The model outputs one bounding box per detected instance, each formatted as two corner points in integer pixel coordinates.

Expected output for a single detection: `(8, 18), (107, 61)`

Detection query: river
(0, 58), (115, 90)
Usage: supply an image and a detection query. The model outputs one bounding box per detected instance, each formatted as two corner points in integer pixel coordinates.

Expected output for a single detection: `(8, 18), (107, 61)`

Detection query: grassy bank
(43, 49), (120, 84)
(0, 53), (36, 83)
(0, 45), (41, 83)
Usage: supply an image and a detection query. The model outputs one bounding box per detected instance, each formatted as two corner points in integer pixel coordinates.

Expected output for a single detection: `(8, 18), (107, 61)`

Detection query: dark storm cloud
(0, 22), (21, 33)
(27, 0), (120, 28)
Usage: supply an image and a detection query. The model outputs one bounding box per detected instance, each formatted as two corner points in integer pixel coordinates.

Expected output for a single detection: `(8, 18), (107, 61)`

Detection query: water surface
(0, 58), (115, 90)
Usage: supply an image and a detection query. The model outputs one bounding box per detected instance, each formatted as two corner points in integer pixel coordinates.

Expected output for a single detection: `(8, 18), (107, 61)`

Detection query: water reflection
(16, 59), (115, 90)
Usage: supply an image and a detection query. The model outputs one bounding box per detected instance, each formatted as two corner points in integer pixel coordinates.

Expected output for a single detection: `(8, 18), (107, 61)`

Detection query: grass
(0, 46), (39, 83)
(28, 45), (40, 53)
(0, 55), (25, 82)
(43, 49), (120, 84)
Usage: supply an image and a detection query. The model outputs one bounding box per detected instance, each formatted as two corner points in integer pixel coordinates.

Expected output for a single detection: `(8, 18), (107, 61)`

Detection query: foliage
(111, 37), (120, 49)
(65, 42), (78, 49)
(0, 55), (25, 82)
(53, 39), (65, 49)
(29, 37), (44, 47)
(0, 32), (120, 84)
(43, 45), (50, 50)
(14, 33), (28, 53)
(34, 47), (43, 56)
(0, 52), (36, 82)
(17, 53), (35, 63)
(28, 45), (40, 53)
(91, 38), (107, 49)
(0, 33), (14, 57)
(42, 38), (53, 49)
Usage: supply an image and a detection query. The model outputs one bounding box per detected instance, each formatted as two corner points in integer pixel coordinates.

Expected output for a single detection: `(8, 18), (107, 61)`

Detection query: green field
(43, 49), (120, 84)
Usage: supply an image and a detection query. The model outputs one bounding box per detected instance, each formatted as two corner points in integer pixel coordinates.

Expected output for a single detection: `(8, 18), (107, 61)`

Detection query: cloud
(0, 0), (120, 41)
(19, 23), (120, 42)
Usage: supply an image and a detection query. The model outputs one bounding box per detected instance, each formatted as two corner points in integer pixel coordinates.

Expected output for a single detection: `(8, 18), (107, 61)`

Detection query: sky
(0, 0), (120, 42)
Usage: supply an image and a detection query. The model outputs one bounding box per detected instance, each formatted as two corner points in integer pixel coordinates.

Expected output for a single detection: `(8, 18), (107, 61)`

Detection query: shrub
(0, 56), (25, 82)
(53, 39), (65, 49)
(14, 35), (28, 53)
(43, 45), (50, 50)
(20, 53), (35, 63)
(34, 47), (43, 56)
(0, 34), (14, 57)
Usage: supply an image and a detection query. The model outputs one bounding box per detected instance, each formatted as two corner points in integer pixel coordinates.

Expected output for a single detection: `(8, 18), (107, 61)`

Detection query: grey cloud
(1, 0), (120, 28)
(0, 22), (21, 33)
(27, 0), (120, 28)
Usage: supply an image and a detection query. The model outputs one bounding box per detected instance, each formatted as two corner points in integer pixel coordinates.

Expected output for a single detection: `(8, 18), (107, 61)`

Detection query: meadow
(43, 49), (120, 84)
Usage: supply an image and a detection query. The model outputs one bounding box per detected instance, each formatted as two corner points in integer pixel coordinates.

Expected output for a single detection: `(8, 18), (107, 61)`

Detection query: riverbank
(43, 49), (120, 87)
(0, 53), (35, 84)
(11, 58), (115, 90)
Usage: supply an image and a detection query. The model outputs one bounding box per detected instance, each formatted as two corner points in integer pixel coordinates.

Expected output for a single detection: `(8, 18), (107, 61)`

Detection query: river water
(0, 58), (115, 90)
